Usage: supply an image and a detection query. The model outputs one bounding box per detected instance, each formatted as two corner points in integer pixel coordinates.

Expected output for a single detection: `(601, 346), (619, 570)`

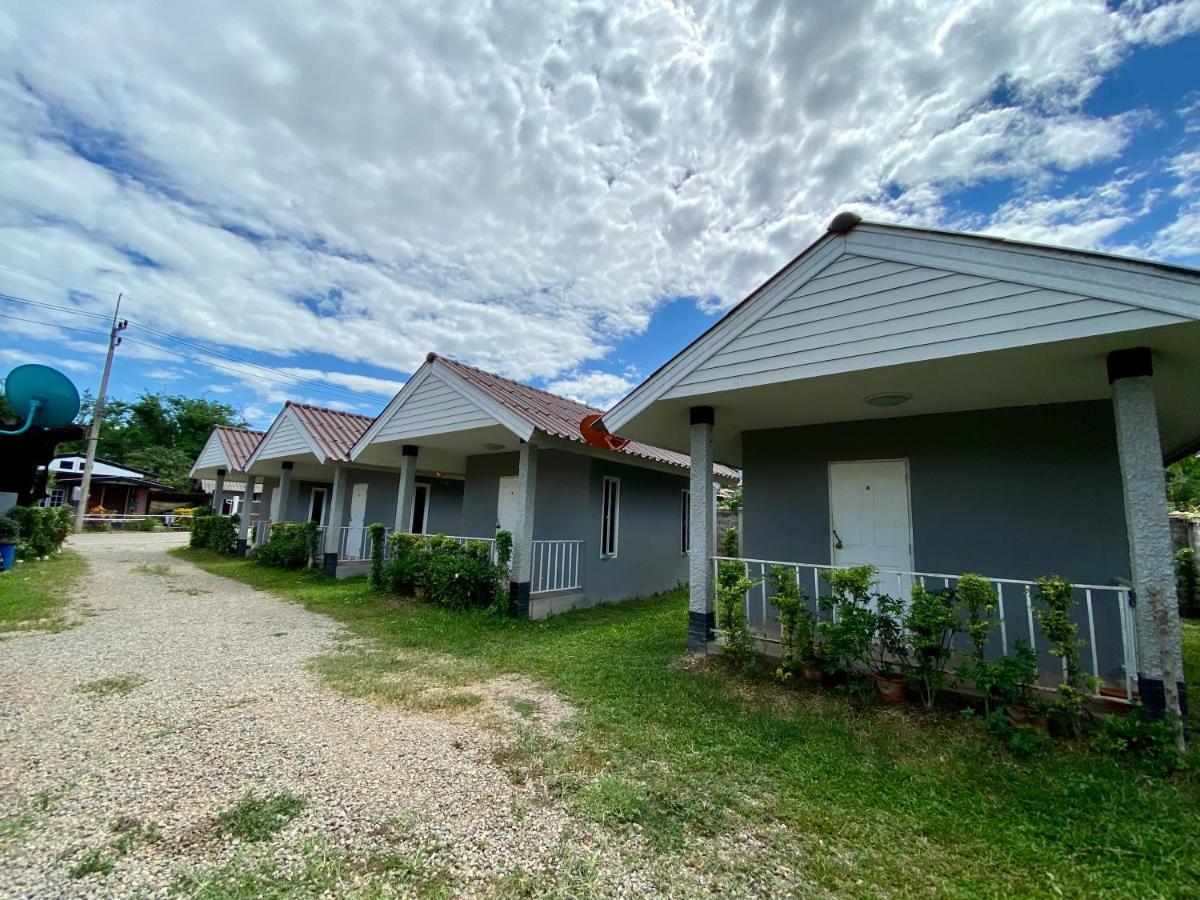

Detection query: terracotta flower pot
(873, 672), (907, 703)
(802, 663), (828, 684)
(1006, 704), (1048, 732)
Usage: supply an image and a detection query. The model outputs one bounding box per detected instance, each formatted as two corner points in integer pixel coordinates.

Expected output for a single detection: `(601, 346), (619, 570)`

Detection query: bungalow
(190, 426), (265, 518)
(45, 455), (168, 516)
(599, 213), (1199, 719)
(350, 353), (738, 618)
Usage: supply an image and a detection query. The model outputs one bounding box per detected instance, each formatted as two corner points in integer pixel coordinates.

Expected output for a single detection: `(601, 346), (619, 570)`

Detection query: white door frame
(827, 458), (915, 572)
(496, 475), (519, 534)
(309, 487), (329, 526)
(412, 482), (430, 534)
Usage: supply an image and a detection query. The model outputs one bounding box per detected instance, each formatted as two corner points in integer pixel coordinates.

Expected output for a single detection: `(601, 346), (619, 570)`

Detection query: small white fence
(711, 556), (1138, 701)
(79, 514), (191, 531)
(250, 519), (272, 548)
(531, 540), (584, 594)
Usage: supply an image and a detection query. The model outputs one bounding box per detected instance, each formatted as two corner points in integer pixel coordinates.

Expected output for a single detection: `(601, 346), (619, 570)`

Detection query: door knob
(832, 528), (844, 550)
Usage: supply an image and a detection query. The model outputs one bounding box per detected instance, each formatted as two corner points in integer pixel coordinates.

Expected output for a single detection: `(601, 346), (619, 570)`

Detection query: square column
(235, 475), (258, 555)
(322, 465), (350, 577)
(394, 445), (419, 532)
(272, 461), (294, 521)
(507, 441), (539, 618)
(258, 479), (275, 526)
(689, 406), (716, 651)
(1108, 348), (1186, 726)
(212, 468), (227, 515)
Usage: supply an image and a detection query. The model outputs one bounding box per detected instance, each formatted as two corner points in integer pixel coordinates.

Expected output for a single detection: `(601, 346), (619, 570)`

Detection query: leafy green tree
(60, 392), (244, 490)
(1166, 454), (1200, 511)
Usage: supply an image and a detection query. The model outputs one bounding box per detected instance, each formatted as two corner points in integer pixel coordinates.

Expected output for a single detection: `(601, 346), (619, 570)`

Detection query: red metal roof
(287, 403), (374, 462)
(214, 426), (264, 471)
(431, 355), (739, 480)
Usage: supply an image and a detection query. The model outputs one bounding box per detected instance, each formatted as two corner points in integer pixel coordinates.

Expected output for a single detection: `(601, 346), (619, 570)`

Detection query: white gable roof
(245, 405), (326, 467)
(351, 361), (534, 459)
(603, 217), (1200, 432)
(190, 430), (231, 476)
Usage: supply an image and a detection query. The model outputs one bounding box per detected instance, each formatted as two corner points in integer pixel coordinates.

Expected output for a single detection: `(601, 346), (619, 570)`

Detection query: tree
(59, 392), (245, 490)
(1167, 454), (1200, 511)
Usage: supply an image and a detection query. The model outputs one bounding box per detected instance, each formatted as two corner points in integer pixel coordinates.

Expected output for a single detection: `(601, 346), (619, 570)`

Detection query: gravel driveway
(0, 533), (587, 897)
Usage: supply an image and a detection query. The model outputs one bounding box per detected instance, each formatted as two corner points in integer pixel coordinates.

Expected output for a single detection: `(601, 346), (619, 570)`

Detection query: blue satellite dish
(1, 365), (81, 435)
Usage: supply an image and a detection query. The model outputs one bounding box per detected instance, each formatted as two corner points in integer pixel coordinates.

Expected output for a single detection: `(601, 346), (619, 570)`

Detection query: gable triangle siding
(672, 251), (1186, 393)
(256, 415), (313, 460)
(194, 433), (228, 470)
(374, 370), (497, 441)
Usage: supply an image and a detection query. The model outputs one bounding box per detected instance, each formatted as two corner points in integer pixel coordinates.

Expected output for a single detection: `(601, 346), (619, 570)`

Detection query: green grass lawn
(174, 548), (1200, 897)
(0, 550), (85, 633)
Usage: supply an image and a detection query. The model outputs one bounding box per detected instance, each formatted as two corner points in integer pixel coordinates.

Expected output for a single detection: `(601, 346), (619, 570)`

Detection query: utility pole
(73, 294), (127, 533)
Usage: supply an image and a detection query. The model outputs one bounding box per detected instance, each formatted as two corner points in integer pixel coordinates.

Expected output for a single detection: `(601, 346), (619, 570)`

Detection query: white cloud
(0, 347), (92, 373)
(546, 370), (637, 411)
(0, 0), (1196, 391)
(142, 366), (189, 381)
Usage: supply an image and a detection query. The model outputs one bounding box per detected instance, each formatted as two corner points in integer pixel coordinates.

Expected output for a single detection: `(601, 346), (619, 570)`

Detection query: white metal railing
(250, 520), (271, 548)
(711, 556), (1138, 702)
(531, 540), (584, 594)
(79, 514), (190, 530)
(338, 525), (389, 561)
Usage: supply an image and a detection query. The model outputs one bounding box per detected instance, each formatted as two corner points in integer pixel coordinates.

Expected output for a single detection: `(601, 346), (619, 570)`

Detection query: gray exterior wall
(419, 476), (465, 534)
(461, 447), (691, 607)
(284, 480), (331, 524)
(584, 456), (690, 603)
(741, 400), (1132, 678)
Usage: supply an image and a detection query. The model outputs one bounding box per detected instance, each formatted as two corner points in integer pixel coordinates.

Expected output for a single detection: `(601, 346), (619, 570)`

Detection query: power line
(0, 288), (386, 406)
(0, 291), (115, 322)
(0, 310), (113, 339)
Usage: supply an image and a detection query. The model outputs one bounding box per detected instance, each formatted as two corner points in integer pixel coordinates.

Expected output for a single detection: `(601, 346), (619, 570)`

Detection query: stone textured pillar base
(688, 610), (715, 652)
(508, 581), (530, 619)
(235, 539), (247, 557)
(322, 552), (338, 578)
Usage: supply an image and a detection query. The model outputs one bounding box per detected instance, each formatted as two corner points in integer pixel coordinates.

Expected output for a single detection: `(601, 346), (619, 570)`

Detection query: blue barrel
(0, 542), (15, 572)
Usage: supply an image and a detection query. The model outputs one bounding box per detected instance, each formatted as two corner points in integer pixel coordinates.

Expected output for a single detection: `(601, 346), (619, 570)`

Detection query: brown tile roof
(214, 426), (264, 471)
(287, 402), (374, 462)
(430, 355), (739, 480)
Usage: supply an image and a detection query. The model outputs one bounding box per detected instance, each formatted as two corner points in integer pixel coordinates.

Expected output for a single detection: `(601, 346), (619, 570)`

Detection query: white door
(496, 476), (519, 535)
(829, 460), (914, 599)
(347, 483), (368, 558)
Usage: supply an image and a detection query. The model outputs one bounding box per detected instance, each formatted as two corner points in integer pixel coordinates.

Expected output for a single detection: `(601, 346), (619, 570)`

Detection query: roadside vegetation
(0, 549), (85, 634)
(175, 548), (1200, 897)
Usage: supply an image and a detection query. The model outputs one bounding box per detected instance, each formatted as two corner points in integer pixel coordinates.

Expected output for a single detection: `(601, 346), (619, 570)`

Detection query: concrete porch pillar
(689, 406), (716, 651)
(272, 462), (294, 521)
(394, 445), (419, 532)
(235, 475), (258, 555)
(212, 468), (227, 515)
(258, 478), (275, 527)
(507, 441), (539, 619)
(1108, 347), (1186, 726)
(322, 465), (350, 577)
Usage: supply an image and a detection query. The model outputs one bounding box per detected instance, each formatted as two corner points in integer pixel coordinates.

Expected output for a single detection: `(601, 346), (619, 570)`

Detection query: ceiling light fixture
(864, 392), (912, 408)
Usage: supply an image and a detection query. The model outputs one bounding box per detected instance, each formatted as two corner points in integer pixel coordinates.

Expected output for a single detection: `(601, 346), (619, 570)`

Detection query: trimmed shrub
(7, 506), (72, 558)
(190, 514), (237, 553)
(253, 522), (319, 569)
(0, 516), (19, 543)
(1177, 548), (1199, 619)
(383, 533), (503, 610)
(367, 522), (387, 591)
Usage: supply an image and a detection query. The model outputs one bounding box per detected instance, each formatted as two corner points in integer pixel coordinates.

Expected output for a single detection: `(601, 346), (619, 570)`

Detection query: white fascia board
(431, 363), (536, 442)
(602, 234), (845, 433)
(348, 365), (431, 460)
(848, 226), (1200, 320)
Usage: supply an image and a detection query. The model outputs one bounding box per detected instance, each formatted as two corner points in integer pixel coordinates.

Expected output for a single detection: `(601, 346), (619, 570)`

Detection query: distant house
(600, 213), (1198, 717)
(190, 425), (266, 516)
(44, 455), (168, 515)
(350, 354), (738, 618)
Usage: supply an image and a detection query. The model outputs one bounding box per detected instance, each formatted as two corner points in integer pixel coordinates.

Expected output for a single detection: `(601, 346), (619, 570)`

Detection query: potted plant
(903, 584), (959, 710)
(818, 566), (877, 684)
(871, 592), (909, 702)
(0, 516), (19, 572)
(767, 565), (810, 682)
(989, 641), (1046, 731)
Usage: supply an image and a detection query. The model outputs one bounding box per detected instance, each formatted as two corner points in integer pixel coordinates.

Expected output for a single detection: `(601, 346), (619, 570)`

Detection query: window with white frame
(680, 489), (690, 554)
(43, 488), (66, 508)
(601, 476), (620, 558)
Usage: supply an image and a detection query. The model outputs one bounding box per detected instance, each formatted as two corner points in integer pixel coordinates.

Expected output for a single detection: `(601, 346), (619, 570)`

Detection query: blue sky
(1, 1), (1199, 428)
